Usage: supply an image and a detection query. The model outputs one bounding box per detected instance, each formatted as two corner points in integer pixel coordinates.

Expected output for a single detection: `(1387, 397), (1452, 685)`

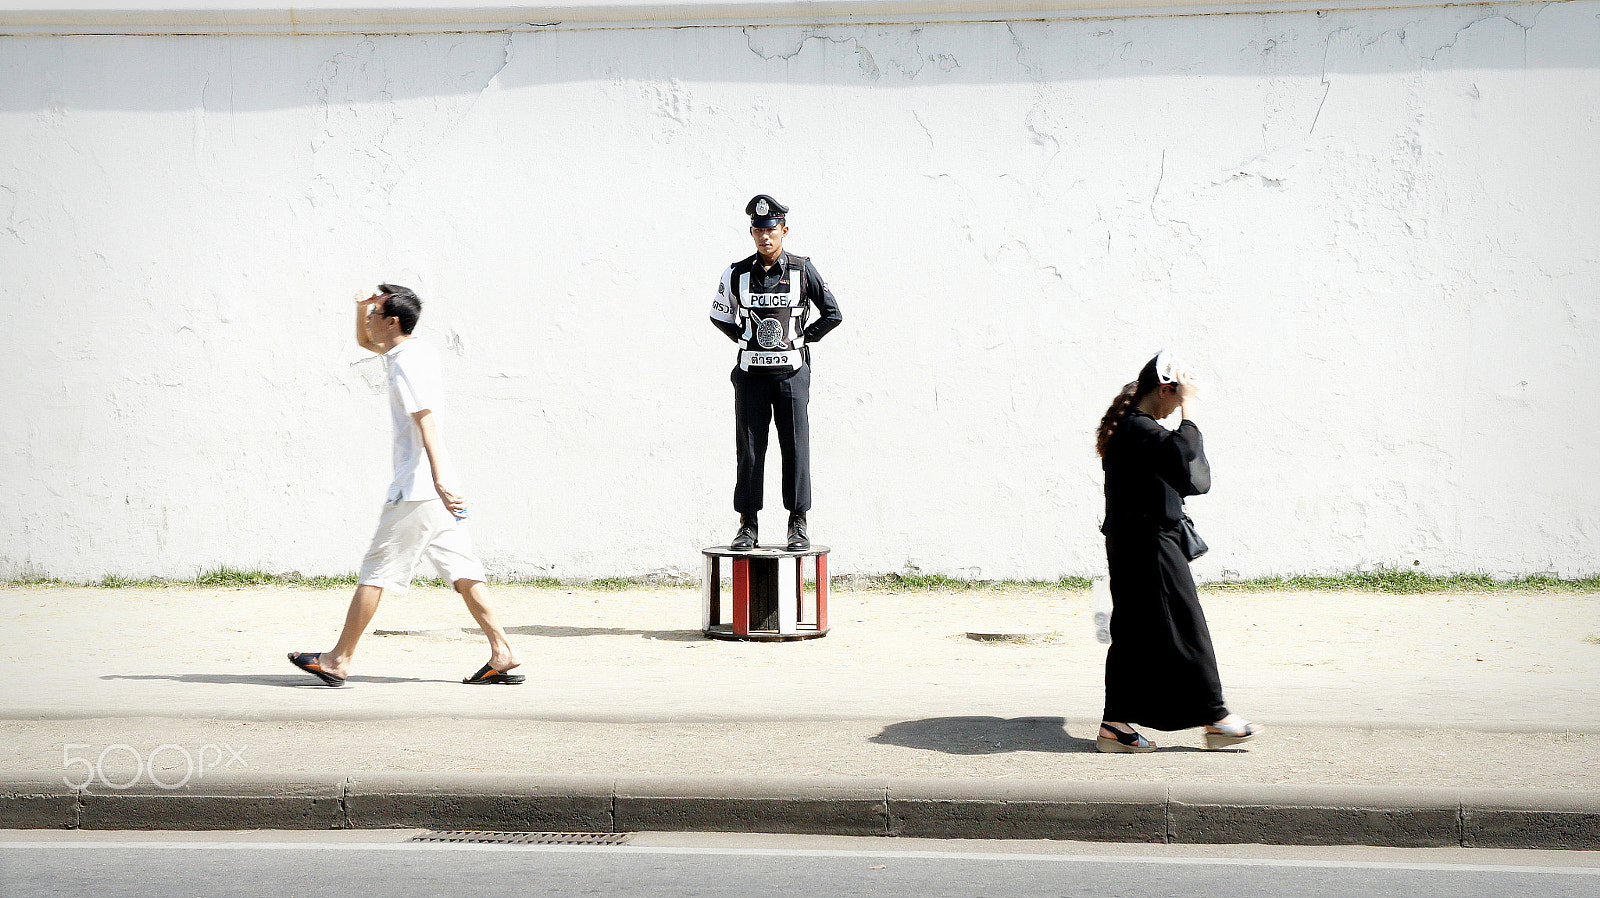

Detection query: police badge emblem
(756, 316), (785, 349)
(755, 198), (770, 216)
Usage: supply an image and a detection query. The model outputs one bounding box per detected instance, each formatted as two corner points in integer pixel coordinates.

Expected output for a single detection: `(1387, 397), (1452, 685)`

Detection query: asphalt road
(6, 832), (1600, 897)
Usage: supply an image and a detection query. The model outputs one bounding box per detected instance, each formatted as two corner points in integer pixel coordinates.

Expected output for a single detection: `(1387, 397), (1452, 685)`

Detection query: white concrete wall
(3, 2), (1597, 582)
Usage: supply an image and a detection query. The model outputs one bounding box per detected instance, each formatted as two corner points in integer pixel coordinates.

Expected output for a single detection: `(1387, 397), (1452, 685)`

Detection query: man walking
(288, 284), (522, 687)
(710, 195), (843, 551)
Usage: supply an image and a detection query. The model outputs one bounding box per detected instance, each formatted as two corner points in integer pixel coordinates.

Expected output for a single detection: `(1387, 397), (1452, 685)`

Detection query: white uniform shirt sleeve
(710, 266), (737, 323)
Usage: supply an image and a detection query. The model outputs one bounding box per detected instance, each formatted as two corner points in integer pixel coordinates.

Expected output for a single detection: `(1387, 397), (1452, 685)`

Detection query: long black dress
(1100, 409), (1228, 731)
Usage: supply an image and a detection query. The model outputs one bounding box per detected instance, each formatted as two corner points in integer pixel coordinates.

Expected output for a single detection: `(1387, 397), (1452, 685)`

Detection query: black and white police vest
(735, 259), (808, 372)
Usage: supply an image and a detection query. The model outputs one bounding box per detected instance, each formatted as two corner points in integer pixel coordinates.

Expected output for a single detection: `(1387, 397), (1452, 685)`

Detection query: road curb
(615, 776), (890, 836)
(1169, 783), (1466, 847)
(884, 778), (1169, 842)
(4, 772), (1598, 850)
(346, 772), (614, 831)
(1460, 786), (1600, 850)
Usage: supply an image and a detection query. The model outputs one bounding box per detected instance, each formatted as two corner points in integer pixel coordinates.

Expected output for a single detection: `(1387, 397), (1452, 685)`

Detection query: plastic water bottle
(1092, 577), (1112, 644)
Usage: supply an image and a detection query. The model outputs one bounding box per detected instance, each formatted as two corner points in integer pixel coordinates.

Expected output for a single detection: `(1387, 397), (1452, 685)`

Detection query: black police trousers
(731, 365), (810, 515)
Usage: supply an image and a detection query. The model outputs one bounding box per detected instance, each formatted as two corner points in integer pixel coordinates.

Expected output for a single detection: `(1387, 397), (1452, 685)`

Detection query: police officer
(710, 195), (844, 551)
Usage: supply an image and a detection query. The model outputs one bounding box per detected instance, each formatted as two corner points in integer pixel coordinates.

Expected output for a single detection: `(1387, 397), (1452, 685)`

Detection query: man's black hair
(378, 284), (422, 335)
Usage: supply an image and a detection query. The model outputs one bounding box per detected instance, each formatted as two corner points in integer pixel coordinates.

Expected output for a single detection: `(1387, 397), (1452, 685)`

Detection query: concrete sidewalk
(2, 583), (1597, 847)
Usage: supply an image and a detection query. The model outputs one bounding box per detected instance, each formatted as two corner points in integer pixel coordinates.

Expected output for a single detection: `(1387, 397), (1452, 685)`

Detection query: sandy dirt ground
(2, 584), (1597, 788)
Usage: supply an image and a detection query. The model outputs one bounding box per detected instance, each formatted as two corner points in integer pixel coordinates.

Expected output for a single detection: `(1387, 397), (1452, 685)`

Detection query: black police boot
(786, 512), (809, 551)
(731, 514), (758, 550)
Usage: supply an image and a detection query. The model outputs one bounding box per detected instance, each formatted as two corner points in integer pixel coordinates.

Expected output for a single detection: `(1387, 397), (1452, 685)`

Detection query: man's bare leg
(289, 584), (383, 681)
(455, 578), (519, 673)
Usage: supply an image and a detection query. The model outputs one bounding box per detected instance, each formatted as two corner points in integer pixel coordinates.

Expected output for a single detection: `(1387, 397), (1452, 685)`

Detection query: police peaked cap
(746, 194), (788, 227)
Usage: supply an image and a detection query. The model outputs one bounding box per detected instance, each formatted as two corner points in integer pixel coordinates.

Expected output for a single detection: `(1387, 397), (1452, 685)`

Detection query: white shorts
(357, 499), (487, 593)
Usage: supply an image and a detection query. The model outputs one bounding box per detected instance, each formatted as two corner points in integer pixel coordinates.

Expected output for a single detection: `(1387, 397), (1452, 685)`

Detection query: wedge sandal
(1097, 723), (1157, 753)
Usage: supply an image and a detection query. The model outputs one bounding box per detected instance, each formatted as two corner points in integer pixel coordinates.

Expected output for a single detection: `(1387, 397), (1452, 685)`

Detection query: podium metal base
(701, 545), (830, 641)
(702, 624), (827, 643)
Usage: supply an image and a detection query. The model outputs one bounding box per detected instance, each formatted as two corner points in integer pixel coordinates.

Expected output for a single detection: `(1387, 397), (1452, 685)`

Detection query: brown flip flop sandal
(462, 663), (525, 685)
(287, 652), (346, 687)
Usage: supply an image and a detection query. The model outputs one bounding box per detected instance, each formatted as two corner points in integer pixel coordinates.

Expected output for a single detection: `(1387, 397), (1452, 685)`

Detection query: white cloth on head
(1152, 349), (1183, 384)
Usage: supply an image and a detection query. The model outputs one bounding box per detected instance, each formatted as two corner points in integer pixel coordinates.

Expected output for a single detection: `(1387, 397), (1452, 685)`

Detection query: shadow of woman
(870, 716), (1098, 755)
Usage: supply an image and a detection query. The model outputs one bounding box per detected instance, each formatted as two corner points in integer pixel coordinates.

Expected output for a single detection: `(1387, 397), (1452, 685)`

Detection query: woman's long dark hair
(1095, 382), (1139, 458)
(1097, 354), (1168, 457)
(1096, 379), (1162, 458)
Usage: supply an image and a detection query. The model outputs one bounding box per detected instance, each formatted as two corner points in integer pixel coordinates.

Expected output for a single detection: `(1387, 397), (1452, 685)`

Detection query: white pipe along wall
(2, 1), (1596, 583)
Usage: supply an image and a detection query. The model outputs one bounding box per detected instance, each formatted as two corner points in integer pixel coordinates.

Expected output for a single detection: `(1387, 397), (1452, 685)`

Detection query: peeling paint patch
(742, 24), (949, 82)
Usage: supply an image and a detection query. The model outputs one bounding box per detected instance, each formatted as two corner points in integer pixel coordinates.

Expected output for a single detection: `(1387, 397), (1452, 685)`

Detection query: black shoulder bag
(1178, 514), (1209, 561)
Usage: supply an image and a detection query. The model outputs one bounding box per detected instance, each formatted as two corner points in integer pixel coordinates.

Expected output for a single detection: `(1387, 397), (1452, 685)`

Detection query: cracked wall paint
(1, 3), (1598, 581)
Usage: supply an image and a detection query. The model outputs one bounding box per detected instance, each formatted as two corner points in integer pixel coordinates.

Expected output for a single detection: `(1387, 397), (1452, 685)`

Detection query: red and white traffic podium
(701, 545), (829, 641)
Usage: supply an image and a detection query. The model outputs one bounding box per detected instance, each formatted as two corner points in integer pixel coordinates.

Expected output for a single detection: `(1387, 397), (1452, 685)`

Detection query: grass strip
(4, 568), (1597, 594)
(1203, 570), (1600, 594)
(863, 573), (1094, 592)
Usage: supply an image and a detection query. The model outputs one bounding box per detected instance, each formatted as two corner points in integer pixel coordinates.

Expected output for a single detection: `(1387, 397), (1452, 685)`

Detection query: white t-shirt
(382, 339), (447, 502)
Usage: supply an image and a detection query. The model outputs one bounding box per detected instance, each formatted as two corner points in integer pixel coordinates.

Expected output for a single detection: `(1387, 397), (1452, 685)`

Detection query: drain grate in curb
(408, 831), (633, 846)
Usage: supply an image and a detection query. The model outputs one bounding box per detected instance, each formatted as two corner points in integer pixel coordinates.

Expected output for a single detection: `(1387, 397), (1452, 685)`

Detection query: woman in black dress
(1093, 352), (1261, 753)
